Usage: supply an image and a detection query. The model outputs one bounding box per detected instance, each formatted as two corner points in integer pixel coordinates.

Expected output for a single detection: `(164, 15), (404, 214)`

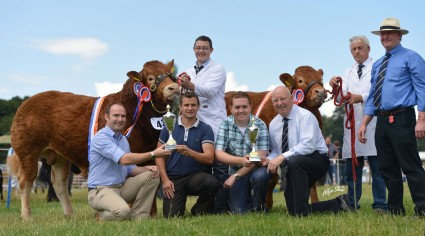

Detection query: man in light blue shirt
(359, 18), (425, 217)
(88, 101), (171, 221)
(267, 86), (353, 216)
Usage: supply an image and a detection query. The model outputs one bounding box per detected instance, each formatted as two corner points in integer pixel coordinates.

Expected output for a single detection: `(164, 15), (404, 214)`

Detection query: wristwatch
(234, 173), (240, 180)
(150, 151), (156, 160)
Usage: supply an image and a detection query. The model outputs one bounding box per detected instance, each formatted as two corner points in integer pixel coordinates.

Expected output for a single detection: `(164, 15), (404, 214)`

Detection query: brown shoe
(95, 211), (100, 221)
(374, 208), (388, 215)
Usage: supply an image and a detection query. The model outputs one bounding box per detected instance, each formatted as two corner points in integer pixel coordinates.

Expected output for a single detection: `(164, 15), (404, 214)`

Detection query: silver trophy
(248, 117), (260, 162)
(162, 104), (176, 150)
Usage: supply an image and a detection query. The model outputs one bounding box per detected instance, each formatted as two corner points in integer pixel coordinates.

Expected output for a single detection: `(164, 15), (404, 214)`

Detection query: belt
(376, 107), (413, 116)
(88, 184), (122, 192)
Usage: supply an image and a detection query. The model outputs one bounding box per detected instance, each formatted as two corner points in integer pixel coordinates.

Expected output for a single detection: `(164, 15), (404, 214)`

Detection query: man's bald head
(271, 86), (293, 117)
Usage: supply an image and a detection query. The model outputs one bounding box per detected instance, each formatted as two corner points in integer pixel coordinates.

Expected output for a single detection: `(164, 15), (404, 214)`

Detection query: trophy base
(249, 156), (261, 163)
(165, 144), (176, 150)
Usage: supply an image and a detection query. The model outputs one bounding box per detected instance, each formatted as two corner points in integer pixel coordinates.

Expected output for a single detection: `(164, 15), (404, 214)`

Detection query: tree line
(0, 96), (29, 136)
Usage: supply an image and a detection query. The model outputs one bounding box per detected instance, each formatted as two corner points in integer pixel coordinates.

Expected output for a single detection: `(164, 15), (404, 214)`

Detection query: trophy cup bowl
(162, 105), (176, 150)
(248, 118), (260, 163)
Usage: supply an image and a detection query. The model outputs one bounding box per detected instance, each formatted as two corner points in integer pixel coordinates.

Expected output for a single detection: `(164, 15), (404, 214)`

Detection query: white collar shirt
(268, 105), (328, 160)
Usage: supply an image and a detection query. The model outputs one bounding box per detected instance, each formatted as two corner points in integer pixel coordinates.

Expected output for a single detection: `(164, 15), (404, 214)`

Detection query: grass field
(0, 184), (424, 235)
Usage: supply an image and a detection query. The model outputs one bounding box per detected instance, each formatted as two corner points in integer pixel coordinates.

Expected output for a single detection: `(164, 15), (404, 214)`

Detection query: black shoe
(414, 206), (425, 218)
(388, 206), (406, 216)
(338, 194), (355, 212)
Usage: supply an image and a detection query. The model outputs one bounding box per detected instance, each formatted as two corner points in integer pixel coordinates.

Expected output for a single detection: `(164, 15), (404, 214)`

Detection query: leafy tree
(0, 96), (29, 135)
(322, 105), (345, 144)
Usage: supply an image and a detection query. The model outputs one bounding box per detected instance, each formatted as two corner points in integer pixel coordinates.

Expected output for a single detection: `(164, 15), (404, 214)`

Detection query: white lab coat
(338, 57), (377, 158)
(186, 59), (227, 138)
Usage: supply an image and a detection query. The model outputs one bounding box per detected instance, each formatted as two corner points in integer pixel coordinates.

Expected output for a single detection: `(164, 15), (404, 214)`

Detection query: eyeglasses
(194, 46), (210, 51)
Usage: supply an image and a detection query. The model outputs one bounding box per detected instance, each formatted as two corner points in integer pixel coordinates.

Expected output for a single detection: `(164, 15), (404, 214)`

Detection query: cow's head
(279, 66), (327, 109)
(126, 60), (179, 112)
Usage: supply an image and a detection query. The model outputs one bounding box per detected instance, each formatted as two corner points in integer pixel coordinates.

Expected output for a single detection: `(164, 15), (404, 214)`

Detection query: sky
(1, 1), (424, 117)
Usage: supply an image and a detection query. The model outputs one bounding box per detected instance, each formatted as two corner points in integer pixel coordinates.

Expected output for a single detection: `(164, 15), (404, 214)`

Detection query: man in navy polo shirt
(156, 91), (218, 217)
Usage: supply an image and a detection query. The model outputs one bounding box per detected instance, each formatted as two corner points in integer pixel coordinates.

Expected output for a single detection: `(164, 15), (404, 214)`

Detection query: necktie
(281, 118), (289, 153)
(195, 65), (204, 74)
(357, 64), (364, 78)
(373, 52), (392, 108)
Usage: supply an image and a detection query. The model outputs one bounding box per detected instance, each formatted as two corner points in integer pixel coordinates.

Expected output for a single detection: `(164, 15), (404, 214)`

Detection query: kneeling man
(88, 102), (170, 221)
(215, 91), (271, 213)
(267, 86), (354, 216)
(156, 92), (219, 217)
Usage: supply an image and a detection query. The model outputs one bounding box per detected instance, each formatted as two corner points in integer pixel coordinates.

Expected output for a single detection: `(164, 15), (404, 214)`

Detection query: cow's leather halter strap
(303, 80), (324, 96)
(150, 73), (177, 92)
(148, 72), (177, 113)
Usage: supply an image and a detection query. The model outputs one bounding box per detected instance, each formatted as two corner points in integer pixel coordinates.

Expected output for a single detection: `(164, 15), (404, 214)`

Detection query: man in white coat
(329, 35), (387, 213)
(178, 35), (229, 213)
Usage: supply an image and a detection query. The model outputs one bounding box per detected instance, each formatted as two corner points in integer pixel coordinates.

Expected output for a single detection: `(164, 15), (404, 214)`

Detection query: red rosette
(292, 89), (304, 105)
(138, 86), (151, 103)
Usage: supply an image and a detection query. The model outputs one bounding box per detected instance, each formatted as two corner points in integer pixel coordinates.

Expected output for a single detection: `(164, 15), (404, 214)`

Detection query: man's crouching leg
(120, 171), (161, 219)
(88, 187), (131, 221)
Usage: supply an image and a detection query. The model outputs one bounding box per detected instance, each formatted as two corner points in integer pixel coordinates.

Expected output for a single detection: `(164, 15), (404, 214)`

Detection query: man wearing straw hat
(359, 17), (425, 217)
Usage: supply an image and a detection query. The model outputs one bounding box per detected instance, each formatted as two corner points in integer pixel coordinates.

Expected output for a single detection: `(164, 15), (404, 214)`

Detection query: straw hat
(371, 18), (409, 35)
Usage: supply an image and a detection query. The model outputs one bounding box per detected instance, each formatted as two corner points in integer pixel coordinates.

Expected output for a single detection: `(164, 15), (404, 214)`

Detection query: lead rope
(327, 77), (359, 209)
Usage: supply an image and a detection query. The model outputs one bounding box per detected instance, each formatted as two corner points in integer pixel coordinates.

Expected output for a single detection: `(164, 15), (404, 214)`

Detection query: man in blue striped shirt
(359, 18), (425, 217)
(215, 91), (271, 213)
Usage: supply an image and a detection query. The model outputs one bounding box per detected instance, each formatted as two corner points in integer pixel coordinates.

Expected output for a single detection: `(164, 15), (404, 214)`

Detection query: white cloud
(266, 85), (278, 91)
(95, 82), (123, 97)
(35, 38), (108, 60)
(319, 83), (336, 117)
(225, 72), (249, 92)
(9, 74), (44, 85)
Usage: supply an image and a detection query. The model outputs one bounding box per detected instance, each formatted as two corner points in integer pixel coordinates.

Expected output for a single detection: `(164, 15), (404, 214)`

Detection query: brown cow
(10, 60), (179, 220)
(225, 66), (327, 209)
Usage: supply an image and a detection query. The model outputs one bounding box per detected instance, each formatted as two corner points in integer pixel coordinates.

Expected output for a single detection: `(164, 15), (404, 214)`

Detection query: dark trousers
(163, 172), (218, 217)
(213, 161), (230, 213)
(284, 152), (341, 216)
(375, 108), (425, 212)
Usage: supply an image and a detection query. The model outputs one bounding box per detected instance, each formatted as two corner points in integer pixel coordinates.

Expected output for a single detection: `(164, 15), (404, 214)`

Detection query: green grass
(0, 184), (424, 236)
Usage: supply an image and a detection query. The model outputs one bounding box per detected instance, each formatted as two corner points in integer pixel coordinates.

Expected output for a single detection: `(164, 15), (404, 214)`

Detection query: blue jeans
(345, 156), (387, 210)
(229, 166), (271, 213)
